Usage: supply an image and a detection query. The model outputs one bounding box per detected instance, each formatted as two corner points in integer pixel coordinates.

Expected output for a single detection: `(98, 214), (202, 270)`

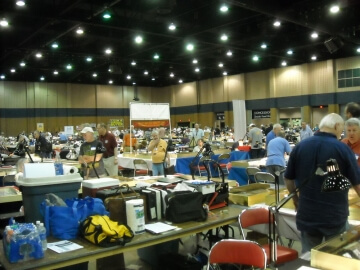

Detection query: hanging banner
(133, 120), (170, 128)
(110, 119), (124, 127)
(37, 123), (44, 132)
(252, 109), (270, 119)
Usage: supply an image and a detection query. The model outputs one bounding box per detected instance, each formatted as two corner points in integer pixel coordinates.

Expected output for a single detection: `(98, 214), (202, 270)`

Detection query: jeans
(300, 221), (349, 254)
(152, 162), (165, 176)
(266, 165), (285, 185)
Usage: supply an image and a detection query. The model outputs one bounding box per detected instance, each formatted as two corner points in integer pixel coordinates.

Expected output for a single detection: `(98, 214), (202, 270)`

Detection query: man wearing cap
(248, 123), (264, 159)
(97, 123), (118, 177)
(78, 127), (106, 179)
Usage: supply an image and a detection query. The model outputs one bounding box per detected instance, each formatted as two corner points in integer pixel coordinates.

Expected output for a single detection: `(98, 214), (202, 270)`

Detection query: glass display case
(311, 226), (360, 269)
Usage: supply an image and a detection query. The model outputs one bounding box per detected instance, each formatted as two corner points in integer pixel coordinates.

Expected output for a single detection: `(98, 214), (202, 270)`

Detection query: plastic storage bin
(16, 174), (83, 223)
(82, 178), (119, 198)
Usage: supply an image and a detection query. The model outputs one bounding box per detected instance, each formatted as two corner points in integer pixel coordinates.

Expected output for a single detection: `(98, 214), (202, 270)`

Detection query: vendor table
(0, 205), (242, 270)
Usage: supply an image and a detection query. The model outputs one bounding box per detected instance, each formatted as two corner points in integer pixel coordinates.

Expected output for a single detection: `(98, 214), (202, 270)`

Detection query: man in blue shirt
(266, 131), (291, 185)
(299, 121), (313, 141)
(285, 113), (360, 254)
(265, 123), (282, 149)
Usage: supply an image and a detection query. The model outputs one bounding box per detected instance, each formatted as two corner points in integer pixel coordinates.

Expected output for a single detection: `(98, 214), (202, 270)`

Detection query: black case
(96, 186), (144, 202)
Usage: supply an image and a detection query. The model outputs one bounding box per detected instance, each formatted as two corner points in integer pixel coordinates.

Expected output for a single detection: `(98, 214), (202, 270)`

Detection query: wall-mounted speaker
(324, 37), (344, 54)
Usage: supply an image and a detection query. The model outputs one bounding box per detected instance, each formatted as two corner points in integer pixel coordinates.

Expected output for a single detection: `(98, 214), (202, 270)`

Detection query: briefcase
(96, 185), (144, 202)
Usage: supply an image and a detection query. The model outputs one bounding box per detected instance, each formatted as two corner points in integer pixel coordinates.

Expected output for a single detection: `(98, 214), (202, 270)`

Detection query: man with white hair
(265, 123), (282, 149)
(78, 127), (106, 179)
(285, 113), (360, 253)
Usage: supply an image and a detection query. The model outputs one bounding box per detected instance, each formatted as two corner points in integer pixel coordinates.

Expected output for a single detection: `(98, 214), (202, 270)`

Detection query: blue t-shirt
(285, 131), (360, 232)
(266, 137), (291, 167)
(266, 130), (276, 148)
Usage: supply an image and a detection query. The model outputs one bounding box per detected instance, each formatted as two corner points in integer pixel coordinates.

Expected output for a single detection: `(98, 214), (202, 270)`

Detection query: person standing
(191, 124), (204, 145)
(247, 123), (264, 159)
(299, 121), (313, 141)
(265, 123), (282, 149)
(284, 113), (360, 254)
(147, 130), (168, 176)
(266, 131), (291, 185)
(345, 102), (360, 119)
(78, 127), (106, 179)
(34, 130), (51, 159)
(97, 123), (119, 177)
(341, 118), (360, 166)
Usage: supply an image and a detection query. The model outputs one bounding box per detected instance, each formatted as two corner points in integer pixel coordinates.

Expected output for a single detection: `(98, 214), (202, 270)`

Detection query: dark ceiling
(1, 0), (360, 87)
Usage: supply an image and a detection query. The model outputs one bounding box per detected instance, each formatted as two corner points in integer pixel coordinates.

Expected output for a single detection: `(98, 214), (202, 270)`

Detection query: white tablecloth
(118, 155), (176, 170)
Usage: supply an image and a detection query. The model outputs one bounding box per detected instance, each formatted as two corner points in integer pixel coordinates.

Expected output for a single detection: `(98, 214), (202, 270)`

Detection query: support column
(301, 106), (312, 125)
(270, 108), (279, 124)
(328, 104), (340, 114)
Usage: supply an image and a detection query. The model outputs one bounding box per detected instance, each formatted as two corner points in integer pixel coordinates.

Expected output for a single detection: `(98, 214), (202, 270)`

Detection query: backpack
(79, 215), (134, 247)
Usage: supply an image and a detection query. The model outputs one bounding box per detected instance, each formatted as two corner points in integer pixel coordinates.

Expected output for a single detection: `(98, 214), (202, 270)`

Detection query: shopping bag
(65, 196), (109, 222)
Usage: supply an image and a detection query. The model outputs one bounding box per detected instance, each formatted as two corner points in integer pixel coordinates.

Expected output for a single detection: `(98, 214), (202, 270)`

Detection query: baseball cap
(249, 123), (256, 128)
(81, 127), (94, 133)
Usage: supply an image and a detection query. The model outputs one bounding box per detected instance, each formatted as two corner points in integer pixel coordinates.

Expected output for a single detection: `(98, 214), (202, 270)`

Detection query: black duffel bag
(165, 191), (207, 223)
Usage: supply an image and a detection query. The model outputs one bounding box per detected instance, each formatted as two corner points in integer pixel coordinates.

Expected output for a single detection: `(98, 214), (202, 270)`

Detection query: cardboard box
(311, 226), (360, 270)
(82, 178), (120, 198)
(184, 180), (216, 195)
(265, 189), (295, 210)
(229, 183), (270, 206)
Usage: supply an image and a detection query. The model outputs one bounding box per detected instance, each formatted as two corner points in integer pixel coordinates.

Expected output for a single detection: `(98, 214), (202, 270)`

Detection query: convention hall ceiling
(1, 0), (360, 87)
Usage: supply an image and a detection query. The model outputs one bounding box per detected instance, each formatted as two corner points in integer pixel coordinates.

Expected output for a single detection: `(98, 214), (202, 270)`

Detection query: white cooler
(82, 178), (120, 198)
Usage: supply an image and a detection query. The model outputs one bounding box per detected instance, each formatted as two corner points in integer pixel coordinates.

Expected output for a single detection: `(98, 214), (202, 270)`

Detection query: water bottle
(38, 223), (47, 251)
(54, 152), (63, 175)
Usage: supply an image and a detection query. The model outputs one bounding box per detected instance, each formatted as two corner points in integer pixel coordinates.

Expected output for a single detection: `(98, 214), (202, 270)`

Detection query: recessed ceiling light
(151, 77), (155, 81)
(103, 11), (111, 19)
(0, 18), (9, 27)
(273, 20), (281, 27)
(186, 44), (194, 51)
(311, 32), (318, 39)
(311, 55), (317, 60)
(127, 75), (131, 80)
(226, 50), (232, 56)
(10, 68), (16, 73)
(330, 5), (340, 13)
(261, 43), (267, 49)
(223, 71), (228, 76)
(105, 48), (112, 54)
(92, 73), (97, 77)
(195, 68), (200, 72)
(0, 75), (5, 79)
(66, 64), (72, 70)
(86, 57), (92, 62)
(35, 53), (42, 58)
(168, 23), (176, 31)
(16, 0), (25, 6)
(135, 35), (143, 44)
(20, 61), (26, 67)
(179, 79), (183, 83)
(153, 54), (159, 59)
(109, 80), (113, 84)
(252, 55), (259, 61)
(132, 82), (136, 85)
(220, 4), (228, 12)
(287, 50), (293, 55)
(218, 63), (224, 67)
(51, 42), (59, 49)
(144, 70), (149, 75)
(220, 34), (228, 41)
(192, 59), (198, 64)
(76, 27), (84, 35)
(40, 76), (45, 81)
(53, 70), (58, 75)
(131, 61), (136, 66)
(281, 61), (287, 66)
(170, 73), (174, 77)
(356, 47), (360, 53)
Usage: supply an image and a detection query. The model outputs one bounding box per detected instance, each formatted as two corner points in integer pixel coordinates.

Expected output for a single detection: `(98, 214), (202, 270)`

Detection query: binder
(140, 189), (157, 220)
(146, 187), (162, 220)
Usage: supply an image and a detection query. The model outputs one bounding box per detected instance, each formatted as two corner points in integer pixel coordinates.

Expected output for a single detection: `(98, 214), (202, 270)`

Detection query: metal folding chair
(133, 159), (149, 177)
(245, 167), (261, 184)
